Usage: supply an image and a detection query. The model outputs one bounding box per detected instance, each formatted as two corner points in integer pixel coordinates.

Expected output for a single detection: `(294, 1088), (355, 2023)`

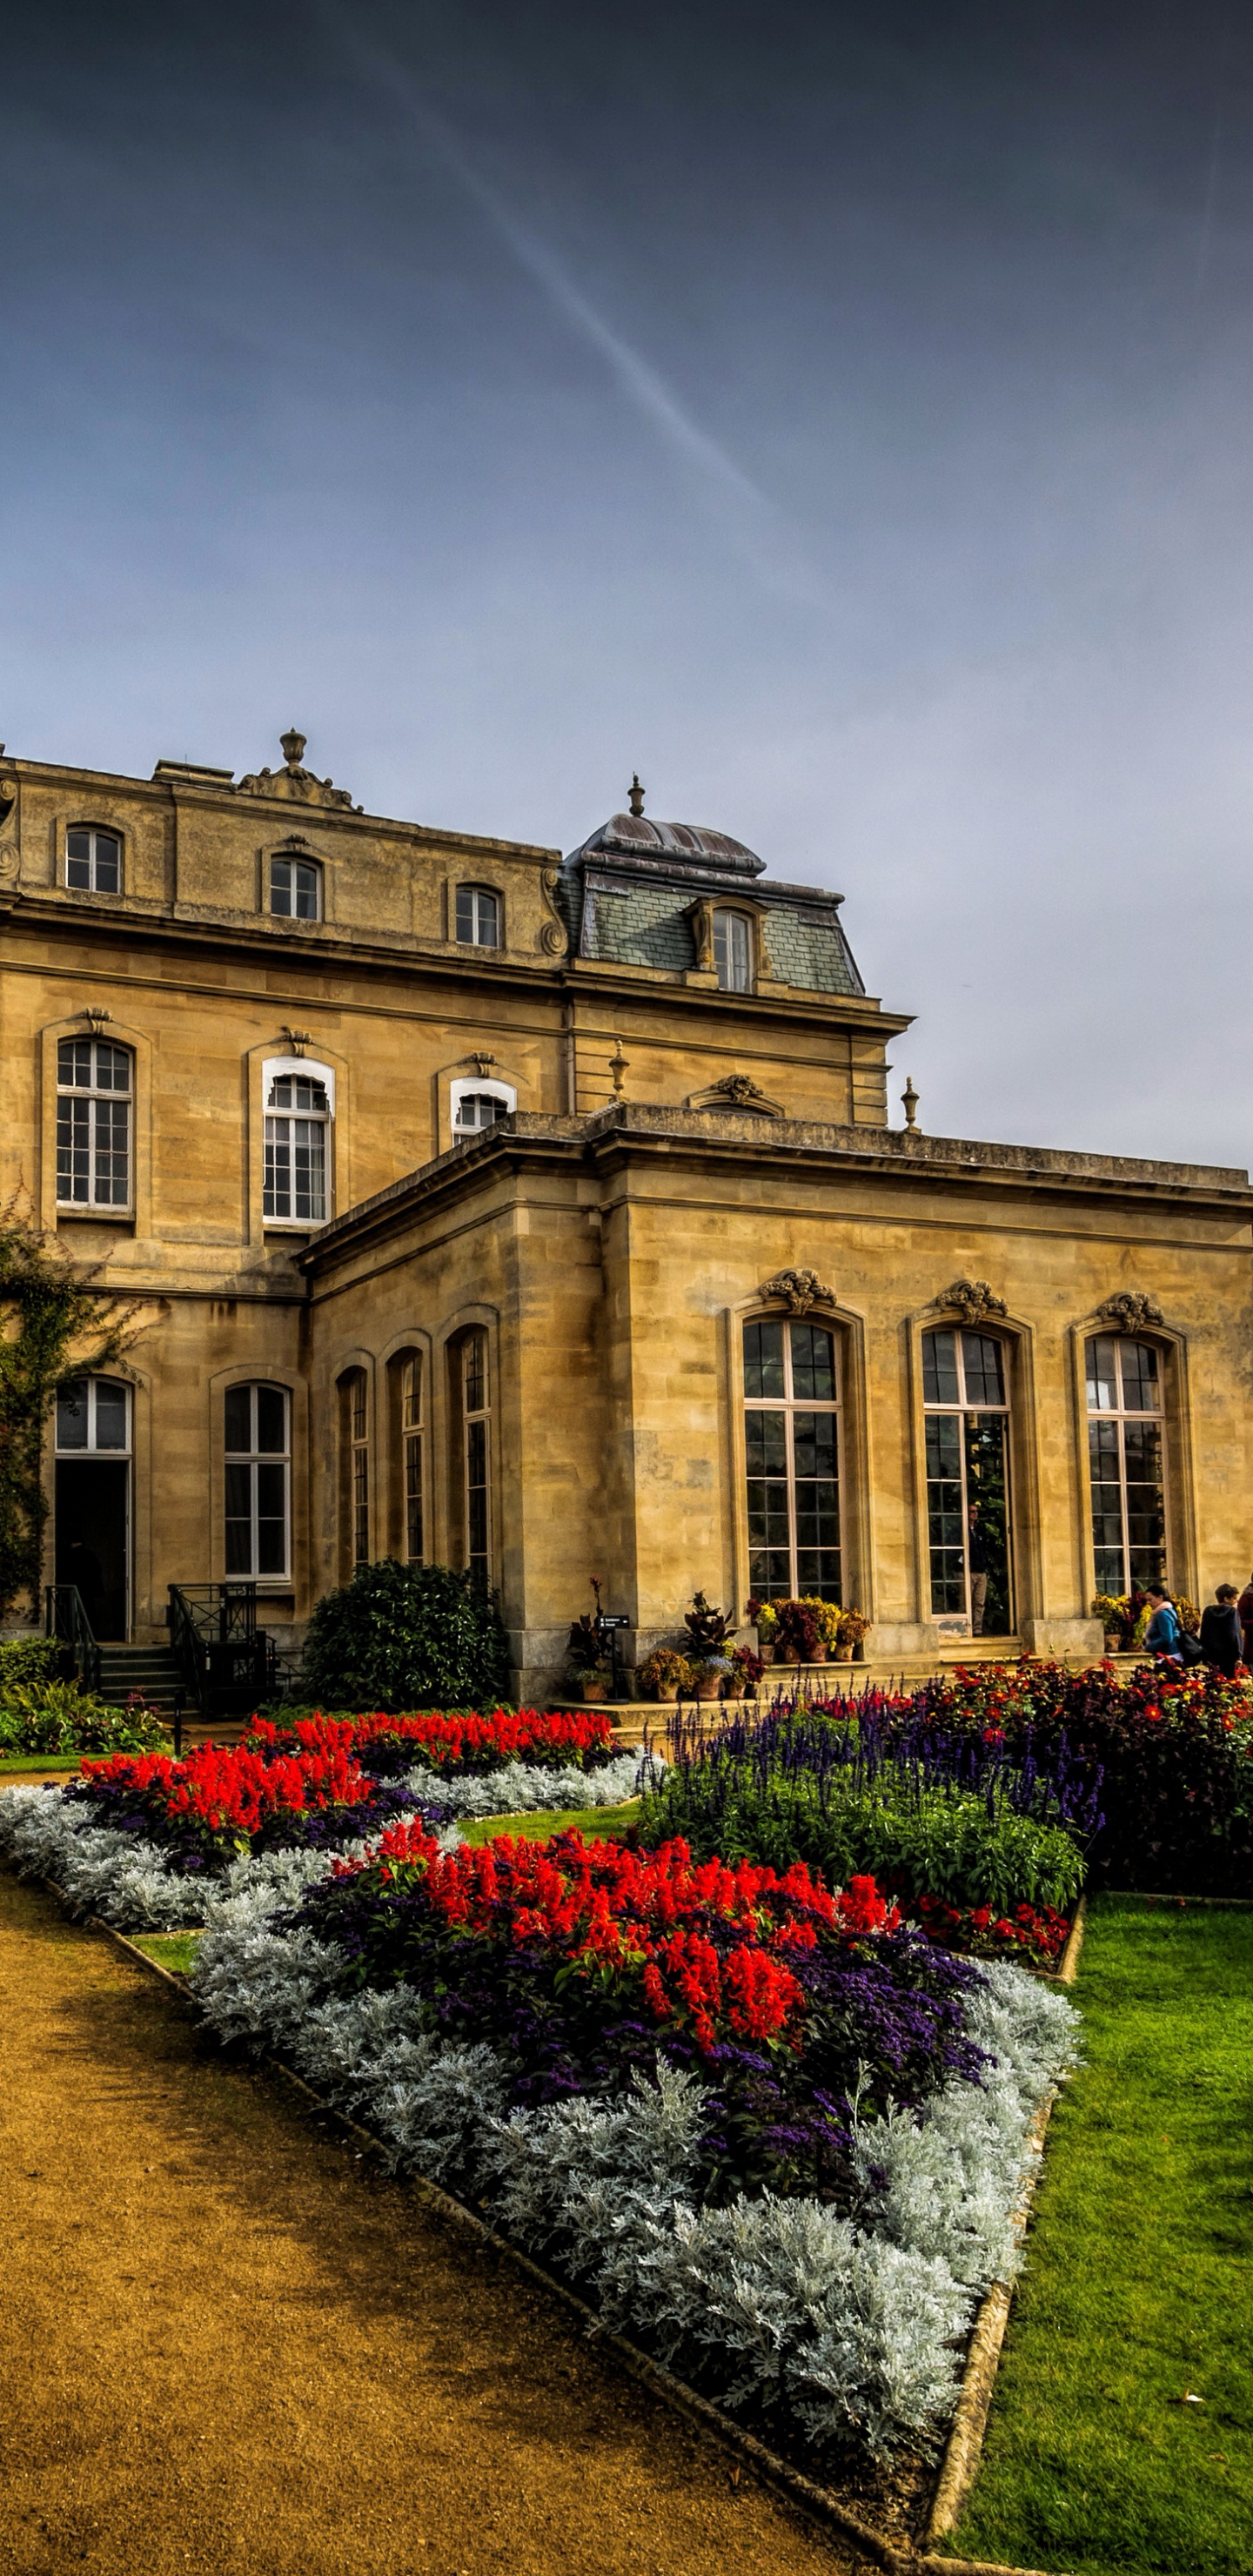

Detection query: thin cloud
(314, 3), (833, 611)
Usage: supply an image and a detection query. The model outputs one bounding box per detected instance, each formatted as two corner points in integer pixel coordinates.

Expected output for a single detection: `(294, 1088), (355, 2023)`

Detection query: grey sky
(3, 2), (1251, 1164)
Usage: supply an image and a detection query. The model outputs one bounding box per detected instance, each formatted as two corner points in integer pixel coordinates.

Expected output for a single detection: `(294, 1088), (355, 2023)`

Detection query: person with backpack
(1199, 1584), (1244, 1678)
(1144, 1586), (1184, 1661)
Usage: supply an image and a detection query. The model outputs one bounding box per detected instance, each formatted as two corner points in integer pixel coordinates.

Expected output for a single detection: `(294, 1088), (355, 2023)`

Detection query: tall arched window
(714, 909), (753, 993)
(455, 885), (500, 949)
(66, 827), (121, 893)
(57, 1036), (132, 1207)
(451, 1331), (492, 1590)
(264, 1070), (330, 1223)
(224, 1384), (290, 1579)
(270, 854), (321, 919)
(921, 1328), (1012, 1634)
(743, 1318), (841, 1600)
(338, 1369), (370, 1572)
(1086, 1334), (1166, 1594)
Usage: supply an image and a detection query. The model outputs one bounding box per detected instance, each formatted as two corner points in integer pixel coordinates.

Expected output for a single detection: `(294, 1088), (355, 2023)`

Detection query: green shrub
(640, 1772), (1085, 1916)
(0, 1636), (64, 1695)
(300, 1559), (510, 1714)
(0, 1681), (168, 1755)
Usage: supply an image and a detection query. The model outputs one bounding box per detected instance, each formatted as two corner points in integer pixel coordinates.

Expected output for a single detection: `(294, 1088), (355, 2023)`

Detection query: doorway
(54, 1377), (131, 1640)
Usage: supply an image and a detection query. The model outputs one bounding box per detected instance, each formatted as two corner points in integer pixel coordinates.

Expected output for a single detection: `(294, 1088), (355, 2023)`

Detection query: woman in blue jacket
(1143, 1586), (1183, 1660)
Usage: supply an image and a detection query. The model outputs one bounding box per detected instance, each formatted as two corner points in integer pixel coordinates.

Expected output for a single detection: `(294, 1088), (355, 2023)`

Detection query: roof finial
(627, 771), (645, 818)
(280, 727), (306, 770)
(901, 1076), (920, 1133)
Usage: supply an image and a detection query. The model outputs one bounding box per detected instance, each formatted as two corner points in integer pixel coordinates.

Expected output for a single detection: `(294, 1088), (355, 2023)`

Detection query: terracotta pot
(759, 1642), (775, 1666)
(582, 1680), (610, 1702)
(780, 1645), (800, 1666)
(834, 1644), (854, 1664)
(651, 1683), (681, 1701)
(812, 1647), (828, 1665)
(1103, 1633), (1122, 1656)
(695, 1679), (722, 1702)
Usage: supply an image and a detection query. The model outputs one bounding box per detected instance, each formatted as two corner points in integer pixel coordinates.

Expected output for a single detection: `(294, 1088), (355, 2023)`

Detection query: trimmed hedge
(300, 1559), (510, 1714)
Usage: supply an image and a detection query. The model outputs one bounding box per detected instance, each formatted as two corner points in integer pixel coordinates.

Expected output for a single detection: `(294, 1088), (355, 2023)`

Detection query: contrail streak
(313, 3), (831, 608)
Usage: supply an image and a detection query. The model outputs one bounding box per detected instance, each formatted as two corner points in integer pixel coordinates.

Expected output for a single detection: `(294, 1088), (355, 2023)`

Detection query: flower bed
(640, 1702), (1094, 1955)
(0, 1712), (653, 1930)
(191, 1828), (1079, 2466)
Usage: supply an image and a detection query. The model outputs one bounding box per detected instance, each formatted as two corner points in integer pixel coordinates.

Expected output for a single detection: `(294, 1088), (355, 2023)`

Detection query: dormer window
(714, 909), (753, 993)
(66, 828), (121, 895)
(455, 885), (500, 949)
(270, 855), (321, 920)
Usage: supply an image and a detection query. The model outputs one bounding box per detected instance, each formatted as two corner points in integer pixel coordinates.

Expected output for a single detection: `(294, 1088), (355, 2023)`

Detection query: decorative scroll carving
(759, 1267), (835, 1315)
(1096, 1291), (1164, 1333)
(237, 729), (358, 811)
(0, 843), (20, 889)
(0, 772), (17, 830)
(539, 865), (569, 956)
(687, 1071), (783, 1115)
(936, 1278), (1008, 1325)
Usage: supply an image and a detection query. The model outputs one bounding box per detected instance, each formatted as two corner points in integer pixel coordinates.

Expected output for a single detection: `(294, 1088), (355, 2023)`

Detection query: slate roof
(559, 808), (865, 996)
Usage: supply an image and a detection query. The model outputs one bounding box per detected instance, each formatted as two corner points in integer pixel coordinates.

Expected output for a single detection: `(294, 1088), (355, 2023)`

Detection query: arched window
(270, 854), (321, 919)
(66, 827), (121, 894)
(451, 1331), (491, 1590)
(1086, 1334), (1166, 1594)
(455, 885), (500, 949)
(450, 1075), (517, 1137)
(57, 1036), (132, 1207)
(338, 1369), (370, 1572)
(714, 909), (753, 993)
(388, 1352), (425, 1564)
(743, 1318), (841, 1600)
(224, 1383), (290, 1578)
(264, 1070), (330, 1223)
(921, 1328), (1012, 1634)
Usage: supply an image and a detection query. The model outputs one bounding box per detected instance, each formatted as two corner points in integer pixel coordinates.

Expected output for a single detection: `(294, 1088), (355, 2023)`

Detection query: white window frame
(269, 854), (322, 920)
(742, 1316), (842, 1602)
(65, 826), (122, 894)
(56, 1036), (133, 1210)
(455, 884), (502, 949)
(714, 909), (754, 993)
(450, 1076), (516, 1137)
(262, 1055), (335, 1228)
(1085, 1333), (1168, 1597)
(224, 1382), (291, 1582)
(55, 1375), (132, 1454)
(921, 1327), (1013, 1629)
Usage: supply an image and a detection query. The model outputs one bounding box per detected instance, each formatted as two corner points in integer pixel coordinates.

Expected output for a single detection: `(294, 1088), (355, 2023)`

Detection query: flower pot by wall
(834, 1644), (854, 1663)
(582, 1680), (611, 1702)
(695, 1679), (721, 1701)
(759, 1643), (775, 1665)
(780, 1645), (800, 1666)
(652, 1683), (681, 1701)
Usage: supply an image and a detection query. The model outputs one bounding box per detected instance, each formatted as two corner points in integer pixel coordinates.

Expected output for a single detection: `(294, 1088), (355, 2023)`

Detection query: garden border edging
(59, 1885), (1055, 2576)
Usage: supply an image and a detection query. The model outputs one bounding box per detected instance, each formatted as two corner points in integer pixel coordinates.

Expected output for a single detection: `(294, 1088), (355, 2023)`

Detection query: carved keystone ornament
(759, 1267), (836, 1315)
(937, 1278), (1008, 1325)
(1096, 1291), (1164, 1333)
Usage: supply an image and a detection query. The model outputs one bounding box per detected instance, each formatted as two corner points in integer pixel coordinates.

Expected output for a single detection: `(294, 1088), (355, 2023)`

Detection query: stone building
(1, 731), (1249, 1698)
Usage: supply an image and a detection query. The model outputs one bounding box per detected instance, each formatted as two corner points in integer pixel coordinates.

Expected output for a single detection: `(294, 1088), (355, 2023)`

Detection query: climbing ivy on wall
(0, 1204), (141, 1623)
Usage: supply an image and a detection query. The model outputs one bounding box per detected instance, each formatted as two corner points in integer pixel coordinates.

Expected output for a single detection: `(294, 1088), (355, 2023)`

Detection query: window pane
(293, 861), (319, 920)
(57, 1095), (90, 1201)
(224, 1386), (251, 1453)
(464, 1333), (486, 1413)
(255, 1386), (286, 1453)
(1120, 1338), (1161, 1413)
(92, 1382), (128, 1450)
(270, 859), (292, 916)
(95, 1043), (131, 1092)
(66, 829), (92, 888)
(961, 1332), (1005, 1407)
(792, 1412), (837, 1480)
(405, 1432), (423, 1562)
(925, 1412), (965, 1612)
(224, 1462), (253, 1574)
(714, 911), (751, 992)
(264, 1118), (291, 1218)
(922, 1329), (960, 1405)
(746, 1411), (787, 1477)
(403, 1356), (422, 1427)
(256, 1464), (287, 1573)
(93, 835), (121, 892)
(743, 1320), (785, 1399)
(789, 1323), (835, 1401)
(292, 1117), (326, 1221)
(57, 1381), (89, 1448)
(1085, 1335), (1119, 1412)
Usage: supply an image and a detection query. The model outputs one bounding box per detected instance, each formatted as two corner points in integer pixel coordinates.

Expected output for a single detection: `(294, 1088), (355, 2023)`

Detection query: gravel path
(0, 1874), (853, 2576)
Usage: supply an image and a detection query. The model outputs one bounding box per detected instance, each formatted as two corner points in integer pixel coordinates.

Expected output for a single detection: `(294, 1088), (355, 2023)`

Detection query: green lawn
(129, 1931), (202, 1975)
(944, 1896), (1253, 2576)
(457, 1801), (640, 1847)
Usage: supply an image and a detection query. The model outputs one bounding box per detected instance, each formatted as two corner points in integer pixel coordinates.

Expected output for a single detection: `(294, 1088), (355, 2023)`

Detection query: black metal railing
(168, 1582), (278, 1717)
(44, 1583), (102, 1698)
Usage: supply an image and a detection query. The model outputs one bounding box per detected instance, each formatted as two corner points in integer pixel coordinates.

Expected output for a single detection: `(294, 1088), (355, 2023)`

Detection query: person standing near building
(1143, 1585), (1183, 1660)
(968, 1502), (988, 1637)
(1199, 1584), (1244, 1678)
(1237, 1573), (1253, 1667)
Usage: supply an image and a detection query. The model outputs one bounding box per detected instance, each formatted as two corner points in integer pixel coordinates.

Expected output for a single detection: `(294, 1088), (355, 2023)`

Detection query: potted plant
(804, 1597), (841, 1664)
(1092, 1593), (1129, 1654)
(747, 1599), (778, 1665)
(834, 1605), (869, 1663)
(637, 1647), (695, 1703)
(773, 1598), (822, 1664)
(727, 1645), (762, 1700)
(683, 1593), (733, 1702)
(566, 1576), (614, 1702)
